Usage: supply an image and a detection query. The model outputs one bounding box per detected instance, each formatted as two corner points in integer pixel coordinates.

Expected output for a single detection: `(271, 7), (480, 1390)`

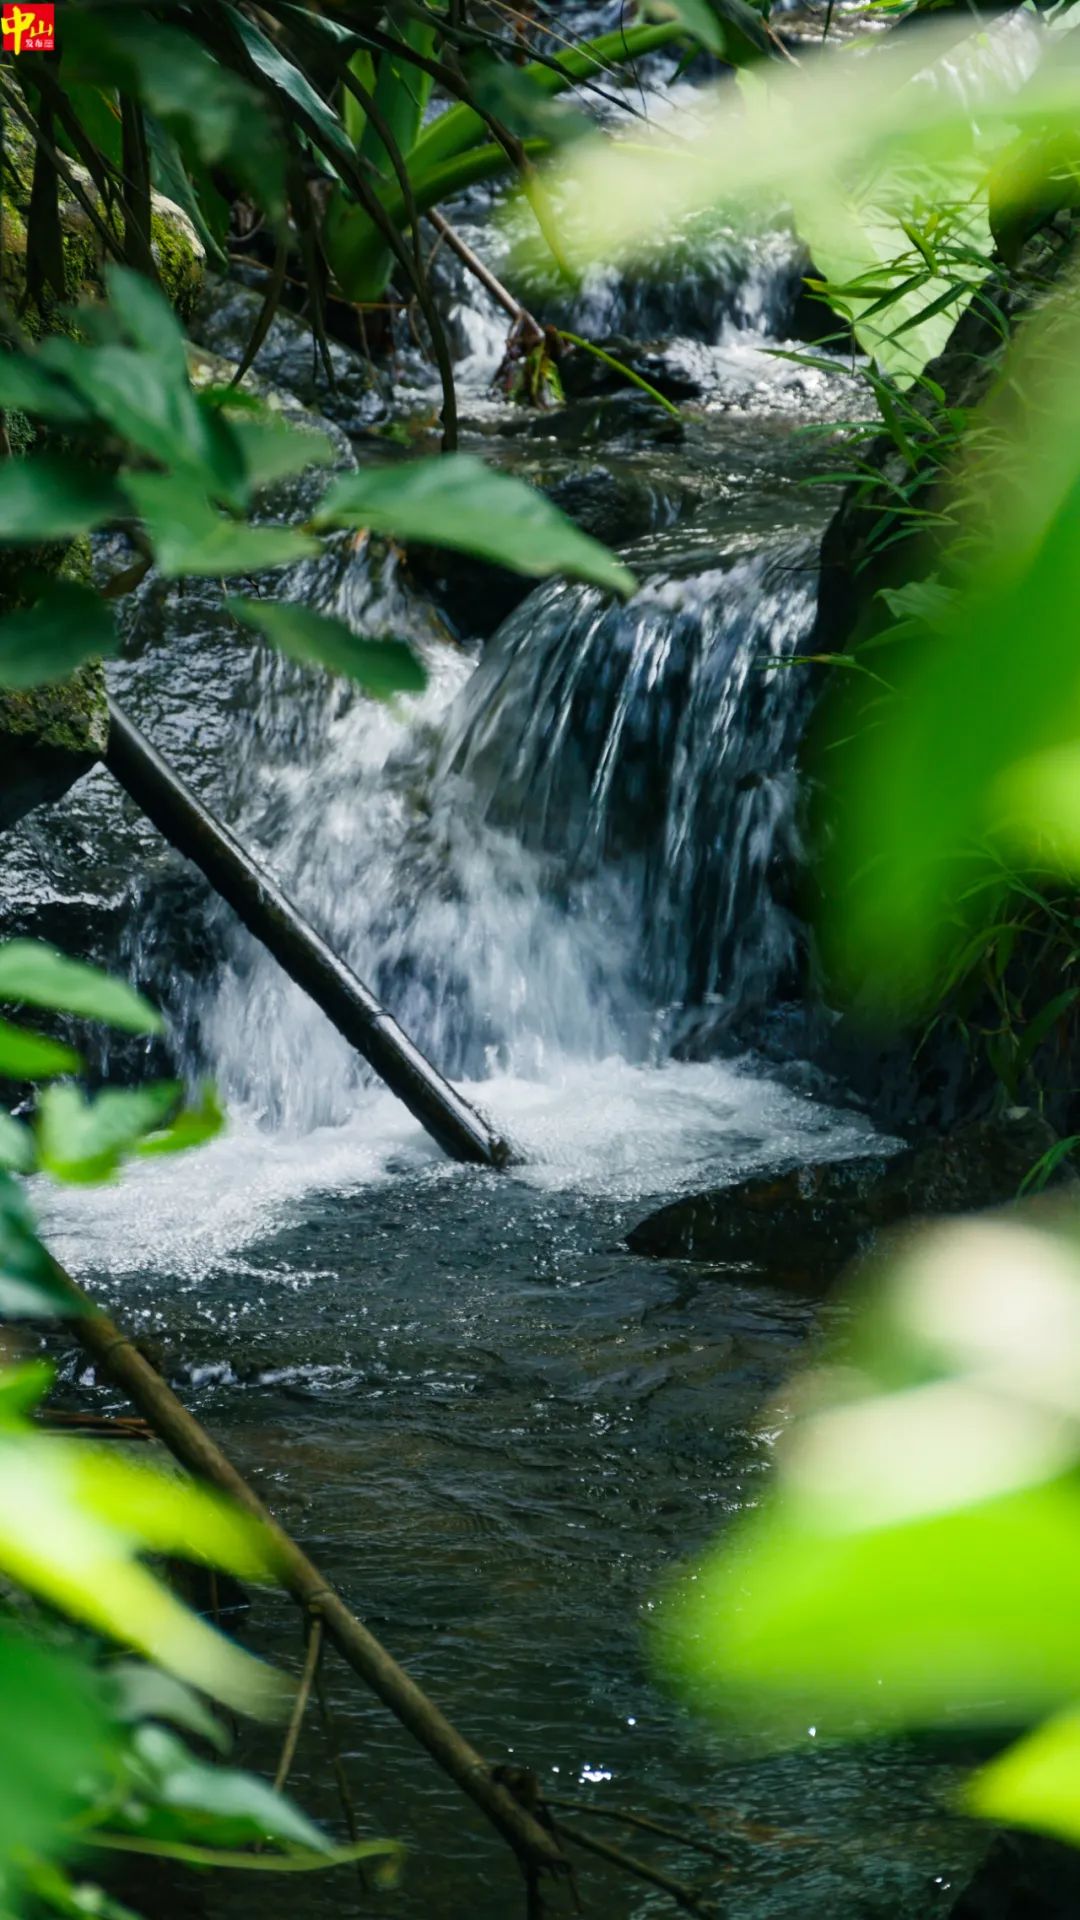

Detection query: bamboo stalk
(58, 1266), (566, 1884)
(104, 699), (510, 1170)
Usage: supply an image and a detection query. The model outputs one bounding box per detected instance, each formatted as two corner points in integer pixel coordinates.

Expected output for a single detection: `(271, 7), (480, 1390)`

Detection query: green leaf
(0, 583), (119, 690)
(967, 1709), (1080, 1845)
(645, 0), (773, 62)
(61, 8), (284, 216)
(0, 1170), (79, 1319)
(0, 1019), (82, 1080)
(122, 472), (317, 578)
(119, 1724), (331, 1853)
(0, 943), (164, 1035)
(38, 332), (244, 502)
(0, 1110), (36, 1175)
(106, 1663), (231, 1756)
(0, 1628), (113, 1867)
(223, 4), (354, 172)
(37, 1083), (182, 1184)
(0, 352), (92, 424)
(230, 417), (337, 493)
(226, 599), (427, 699)
(135, 1083), (226, 1159)
(0, 457), (126, 543)
(0, 1427), (288, 1713)
(315, 455), (636, 596)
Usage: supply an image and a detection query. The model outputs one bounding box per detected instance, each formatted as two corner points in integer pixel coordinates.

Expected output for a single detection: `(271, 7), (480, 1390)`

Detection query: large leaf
(121, 472), (316, 577)
(0, 352), (92, 425)
(36, 1083), (182, 1184)
(315, 455), (636, 596)
(645, 0), (773, 64)
(134, 1083), (225, 1160)
(227, 598), (427, 699)
(105, 1663), (231, 1757)
(230, 417), (337, 494)
(0, 457), (125, 543)
(0, 584), (119, 690)
(0, 1628), (113, 1864)
(61, 7), (284, 215)
(0, 1170), (81, 1319)
(0, 1020), (81, 1080)
(968, 1710), (1080, 1845)
(118, 1724), (331, 1853)
(0, 1427), (287, 1713)
(0, 1111), (36, 1175)
(0, 943), (163, 1034)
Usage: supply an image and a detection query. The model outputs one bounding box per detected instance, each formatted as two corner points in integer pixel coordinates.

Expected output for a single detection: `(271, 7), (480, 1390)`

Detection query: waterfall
(190, 542), (815, 1133)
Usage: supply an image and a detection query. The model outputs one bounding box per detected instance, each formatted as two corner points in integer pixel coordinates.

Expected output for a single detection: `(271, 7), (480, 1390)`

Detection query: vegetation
(10, 0), (1080, 1911)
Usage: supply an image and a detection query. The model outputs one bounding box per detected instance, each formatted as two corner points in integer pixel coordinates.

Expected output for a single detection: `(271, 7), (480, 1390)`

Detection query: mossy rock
(0, 118), (205, 332)
(0, 662), (108, 832)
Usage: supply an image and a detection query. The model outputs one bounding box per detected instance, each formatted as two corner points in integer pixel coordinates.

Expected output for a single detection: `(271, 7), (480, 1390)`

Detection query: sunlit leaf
(0, 944), (163, 1035)
(105, 1664), (231, 1756)
(0, 1171), (77, 1319)
(0, 1110), (36, 1175)
(226, 599), (427, 699)
(134, 1083), (226, 1159)
(315, 455), (636, 596)
(0, 1430), (288, 1714)
(0, 1020), (81, 1080)
(36, 1083), (182, 1184)
(117, 1724), (331, 1853)
(0, 584), (119, 690)
(967, 1709), (1080, 1845)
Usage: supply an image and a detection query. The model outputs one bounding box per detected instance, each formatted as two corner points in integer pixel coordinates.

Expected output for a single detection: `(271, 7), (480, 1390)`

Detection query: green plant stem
(555, 331), (682, 418)
(79, 1834), (402, 1874)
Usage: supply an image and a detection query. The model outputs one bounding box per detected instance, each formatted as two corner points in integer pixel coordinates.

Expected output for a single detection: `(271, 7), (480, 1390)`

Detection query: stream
(2, 60), (987, 1916)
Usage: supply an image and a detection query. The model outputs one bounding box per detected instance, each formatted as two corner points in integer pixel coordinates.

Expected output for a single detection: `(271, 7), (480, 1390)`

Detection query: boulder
(0, 663), (109, 833)
(626, 1111), (1075, 1277)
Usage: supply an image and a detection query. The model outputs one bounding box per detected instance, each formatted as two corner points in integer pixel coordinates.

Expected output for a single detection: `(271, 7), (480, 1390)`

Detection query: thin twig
(544, 1797), (731, 1866)
(426, 208), (543, 345)
(273, 1615), (324, 1794)
(551, 1818), (723, 1918)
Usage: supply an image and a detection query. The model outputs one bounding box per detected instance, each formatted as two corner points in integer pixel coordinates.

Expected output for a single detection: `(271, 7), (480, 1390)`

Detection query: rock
(0, 118), (204, 333)
(0, 662), (109, 833)
(626, 1111), (1075, 1276)
(558, 335), (708, 403)
(949, 1831), (1080, 1920)
(192, 279), (384, 433)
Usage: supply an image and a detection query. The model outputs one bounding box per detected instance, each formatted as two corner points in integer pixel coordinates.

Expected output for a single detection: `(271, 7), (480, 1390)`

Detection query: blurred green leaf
(0, 458), (125, 543)
(0, 1628), (113, 1864)
(0, 1171), (77, 1319)
(0, 1020), (81, 1080)
(134, 1084), (225, 1159)
(645, 0), (773, 63)
(122, 472), (316, 577)
(968, 1708), (1080, 1844)
(230, 418), (337, 493)
(0, 353), (92, 424)
(0, 585), (119, 690)
(227, 599), (427, 699)
(105, 1664), (231, 1757)
(315, 455), (636, 596)
(0, 943), (163, 1035)
(36, 1083), (182, 1184)
(0, 1111), (36, 1175)
(117, 1724), (331, 1853)
(0, 1428), (287, 1713)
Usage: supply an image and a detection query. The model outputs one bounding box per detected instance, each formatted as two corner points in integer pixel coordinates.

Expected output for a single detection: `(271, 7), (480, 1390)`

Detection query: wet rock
(1, 118), (203, 332)
(626, 1111), (1075, 1275)
(0, 663), (108, 833)
(507, 388), (686, 449)
(559, 335), (708, 403)
(948, 1831), (1080, 1920)
(192, 279), (385, 433)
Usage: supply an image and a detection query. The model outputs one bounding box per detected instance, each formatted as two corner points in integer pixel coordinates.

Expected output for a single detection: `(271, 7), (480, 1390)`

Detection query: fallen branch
(544, 1797), (731, 1866)
(551, 1817), (723, 1917)
(55, 1263), (567, 1890)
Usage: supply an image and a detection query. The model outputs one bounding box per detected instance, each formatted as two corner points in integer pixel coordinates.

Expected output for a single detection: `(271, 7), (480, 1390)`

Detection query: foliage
(661, 1211), (1080, 1849)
